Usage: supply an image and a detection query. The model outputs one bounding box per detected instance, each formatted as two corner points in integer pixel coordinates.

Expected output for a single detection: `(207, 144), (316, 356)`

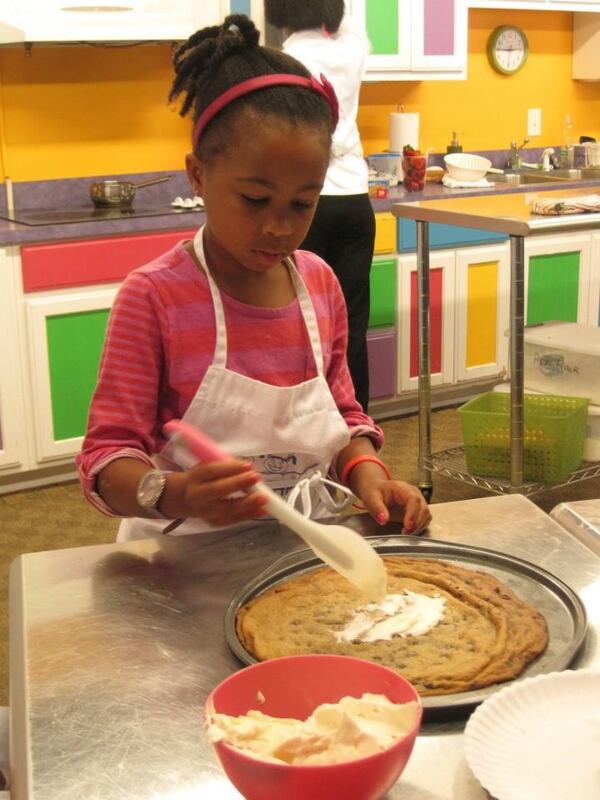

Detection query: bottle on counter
(559, 114), (575, 169)
(446, 132), (463, 154)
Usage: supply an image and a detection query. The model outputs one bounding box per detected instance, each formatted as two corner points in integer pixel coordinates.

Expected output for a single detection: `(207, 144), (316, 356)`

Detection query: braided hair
(169, 14), (334, 161)
(264, 0), (345, 34)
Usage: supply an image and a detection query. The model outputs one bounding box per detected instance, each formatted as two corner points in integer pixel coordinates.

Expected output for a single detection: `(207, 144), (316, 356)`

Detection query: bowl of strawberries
(402, 145), (427, 192)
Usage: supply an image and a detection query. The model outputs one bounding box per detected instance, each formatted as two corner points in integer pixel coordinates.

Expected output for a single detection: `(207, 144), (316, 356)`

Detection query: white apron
(117, 227), (353, 541)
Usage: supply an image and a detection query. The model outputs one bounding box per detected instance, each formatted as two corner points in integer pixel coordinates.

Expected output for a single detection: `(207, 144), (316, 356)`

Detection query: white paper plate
(464, 670), (600, 800)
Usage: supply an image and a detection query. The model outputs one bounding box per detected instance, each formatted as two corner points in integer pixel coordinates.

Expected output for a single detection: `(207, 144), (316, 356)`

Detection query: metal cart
(392, 189), (600, 499)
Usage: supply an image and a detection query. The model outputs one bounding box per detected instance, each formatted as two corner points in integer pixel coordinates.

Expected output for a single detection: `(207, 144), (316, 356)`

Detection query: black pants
(301, 193), (376, 412)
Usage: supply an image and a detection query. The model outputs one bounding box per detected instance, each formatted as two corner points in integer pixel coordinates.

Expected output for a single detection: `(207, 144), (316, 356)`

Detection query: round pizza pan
(223, 537), (587, 718)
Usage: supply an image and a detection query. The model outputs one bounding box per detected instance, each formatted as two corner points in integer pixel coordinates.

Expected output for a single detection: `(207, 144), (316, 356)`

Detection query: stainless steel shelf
(426, 446), (600, 497)
(393, 192), (600, 496)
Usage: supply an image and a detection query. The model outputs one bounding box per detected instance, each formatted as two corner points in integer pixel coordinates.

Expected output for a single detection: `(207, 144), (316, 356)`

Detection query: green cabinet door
(46, 308), (110, 441)
(365, 0), (399, 55)
(369, 258), (397, 329)
(527, 251), (580, 326)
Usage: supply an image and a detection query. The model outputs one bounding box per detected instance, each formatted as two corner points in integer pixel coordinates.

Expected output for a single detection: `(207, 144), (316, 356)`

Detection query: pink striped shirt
(76, 242), (384, 514)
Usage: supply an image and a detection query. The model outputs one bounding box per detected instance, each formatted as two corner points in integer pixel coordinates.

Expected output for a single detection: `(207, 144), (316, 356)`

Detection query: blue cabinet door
(397, 219), (507, 253)
(228, 0), (251, 14)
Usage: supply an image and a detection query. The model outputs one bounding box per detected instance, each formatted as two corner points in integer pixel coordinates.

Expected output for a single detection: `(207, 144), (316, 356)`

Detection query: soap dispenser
(447, 132), (463, 154)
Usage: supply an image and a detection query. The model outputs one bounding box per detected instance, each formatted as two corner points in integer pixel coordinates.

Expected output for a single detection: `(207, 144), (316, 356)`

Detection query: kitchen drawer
(374, 212), (396, 254)
(21, 230), (197, 292)
(397, 219), (507, 253)
(367, 328), (396, 399)
(369, 257), (397, 329)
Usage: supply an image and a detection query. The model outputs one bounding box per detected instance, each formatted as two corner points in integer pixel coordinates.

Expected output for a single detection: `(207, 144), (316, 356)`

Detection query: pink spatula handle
(163, 419), (231, 464)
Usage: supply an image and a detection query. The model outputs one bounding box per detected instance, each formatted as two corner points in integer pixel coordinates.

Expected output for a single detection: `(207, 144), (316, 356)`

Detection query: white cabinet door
(347, 0), (412, 75)
(551, 1), (600, 7)
(25, 287), (117, 464)
(470, 1), (600, 7)
(454, 244), (510, 382)
(0, 248), (30, 471)
(398, 251), (456, 392)
(524, 234), (592, 327)
(573, 12), (600, 81)
(411, 0), (468, 72)
(468, 2), (546, 8)
(589, 234), (600, 327)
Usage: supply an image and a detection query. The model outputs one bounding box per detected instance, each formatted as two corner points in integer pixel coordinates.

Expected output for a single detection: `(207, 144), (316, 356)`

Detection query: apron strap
(285, 470), (355, 518)
(285, 257), (325, 377)
(193, 227), (228, 368)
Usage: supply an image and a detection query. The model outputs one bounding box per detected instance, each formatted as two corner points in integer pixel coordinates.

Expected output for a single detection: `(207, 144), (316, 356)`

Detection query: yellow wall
(0, 43), (187, 181)
(1, 9), (600, 182)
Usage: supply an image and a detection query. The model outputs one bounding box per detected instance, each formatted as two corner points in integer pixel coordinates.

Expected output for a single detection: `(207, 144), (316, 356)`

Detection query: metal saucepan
(90, 175), (173, 208)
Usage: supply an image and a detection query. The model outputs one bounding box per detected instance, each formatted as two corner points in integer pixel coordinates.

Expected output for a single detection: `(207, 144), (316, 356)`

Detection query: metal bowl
(89, 176), (173, 208)
(90, 180), (136, 208)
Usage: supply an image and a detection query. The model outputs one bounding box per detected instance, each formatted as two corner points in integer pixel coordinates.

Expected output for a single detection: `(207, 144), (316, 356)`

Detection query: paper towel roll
(389, 112), (420, 153)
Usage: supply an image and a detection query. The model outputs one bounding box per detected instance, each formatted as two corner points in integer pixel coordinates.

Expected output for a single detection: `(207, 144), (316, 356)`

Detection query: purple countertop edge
(1, 151), (599, 247)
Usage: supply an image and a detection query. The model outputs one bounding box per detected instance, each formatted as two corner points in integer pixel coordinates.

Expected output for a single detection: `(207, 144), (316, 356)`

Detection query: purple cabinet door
(367, 329), (397, 399)
(423, 0), (455, 57)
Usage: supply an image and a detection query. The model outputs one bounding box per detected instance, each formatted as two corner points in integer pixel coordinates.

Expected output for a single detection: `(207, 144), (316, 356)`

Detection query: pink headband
(191, 73), (339, 151)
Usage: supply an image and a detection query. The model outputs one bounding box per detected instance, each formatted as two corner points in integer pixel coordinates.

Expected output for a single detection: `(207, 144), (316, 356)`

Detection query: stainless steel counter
(550, 499), (600, 558)
(392, 187), (600, 236)
(9, 494), (600, 800)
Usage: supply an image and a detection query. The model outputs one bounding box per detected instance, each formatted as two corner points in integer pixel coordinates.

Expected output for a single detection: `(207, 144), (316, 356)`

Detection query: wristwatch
(136, 469), (168, 514)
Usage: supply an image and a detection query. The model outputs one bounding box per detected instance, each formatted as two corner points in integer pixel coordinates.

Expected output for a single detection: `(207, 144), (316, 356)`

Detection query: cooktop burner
(0, 204), (202, 227)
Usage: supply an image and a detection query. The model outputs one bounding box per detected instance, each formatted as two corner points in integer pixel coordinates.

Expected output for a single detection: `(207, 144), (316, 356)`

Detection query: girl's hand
(165, 460), (269, 528)
(358, 478), (432, 534)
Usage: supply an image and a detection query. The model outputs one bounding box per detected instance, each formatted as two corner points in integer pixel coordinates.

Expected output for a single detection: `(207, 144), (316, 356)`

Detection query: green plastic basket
(459, 392), (590, 483)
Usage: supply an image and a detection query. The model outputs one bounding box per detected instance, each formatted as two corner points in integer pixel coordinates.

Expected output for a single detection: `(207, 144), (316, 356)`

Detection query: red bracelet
(340, 455), (392, 487)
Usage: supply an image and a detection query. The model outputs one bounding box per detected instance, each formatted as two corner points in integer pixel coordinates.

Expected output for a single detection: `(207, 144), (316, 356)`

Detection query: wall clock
(487, 25), (529, 75)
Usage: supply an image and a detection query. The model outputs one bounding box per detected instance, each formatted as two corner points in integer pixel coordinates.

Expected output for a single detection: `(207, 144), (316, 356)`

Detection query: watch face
(488, 26), (528, 75)
(137, 470), (166, 508)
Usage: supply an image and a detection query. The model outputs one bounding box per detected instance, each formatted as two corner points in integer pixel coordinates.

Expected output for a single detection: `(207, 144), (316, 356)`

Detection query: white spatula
(163, 419), (388, 602)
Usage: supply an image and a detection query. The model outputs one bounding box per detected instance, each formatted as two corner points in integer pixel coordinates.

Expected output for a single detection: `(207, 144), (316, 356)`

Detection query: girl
(76, 15), (431, 541)
(264, 0), (375, 412)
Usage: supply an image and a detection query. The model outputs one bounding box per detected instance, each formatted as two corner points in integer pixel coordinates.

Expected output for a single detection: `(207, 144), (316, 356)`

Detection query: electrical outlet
(527, 108), (542, 137)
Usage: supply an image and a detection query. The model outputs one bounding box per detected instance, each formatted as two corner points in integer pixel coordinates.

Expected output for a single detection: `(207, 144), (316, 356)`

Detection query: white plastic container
(367, 152), (401, 184)
(523, 321), (600, 405)
(493, 382), (600, 462)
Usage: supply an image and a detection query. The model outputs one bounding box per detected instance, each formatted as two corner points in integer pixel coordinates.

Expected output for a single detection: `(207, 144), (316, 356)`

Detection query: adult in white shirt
(265, 0), (375, 412)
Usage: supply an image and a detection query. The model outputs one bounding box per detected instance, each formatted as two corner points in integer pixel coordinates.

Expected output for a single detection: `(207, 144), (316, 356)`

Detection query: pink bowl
(205, 654), (422, 800)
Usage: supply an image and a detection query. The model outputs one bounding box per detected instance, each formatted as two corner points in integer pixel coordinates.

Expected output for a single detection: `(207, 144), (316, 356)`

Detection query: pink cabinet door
(21, 230), (197, 292)
(399, 252), (455, 392)
(412, 0), (467, 72)
(410, 268), (443, 377)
